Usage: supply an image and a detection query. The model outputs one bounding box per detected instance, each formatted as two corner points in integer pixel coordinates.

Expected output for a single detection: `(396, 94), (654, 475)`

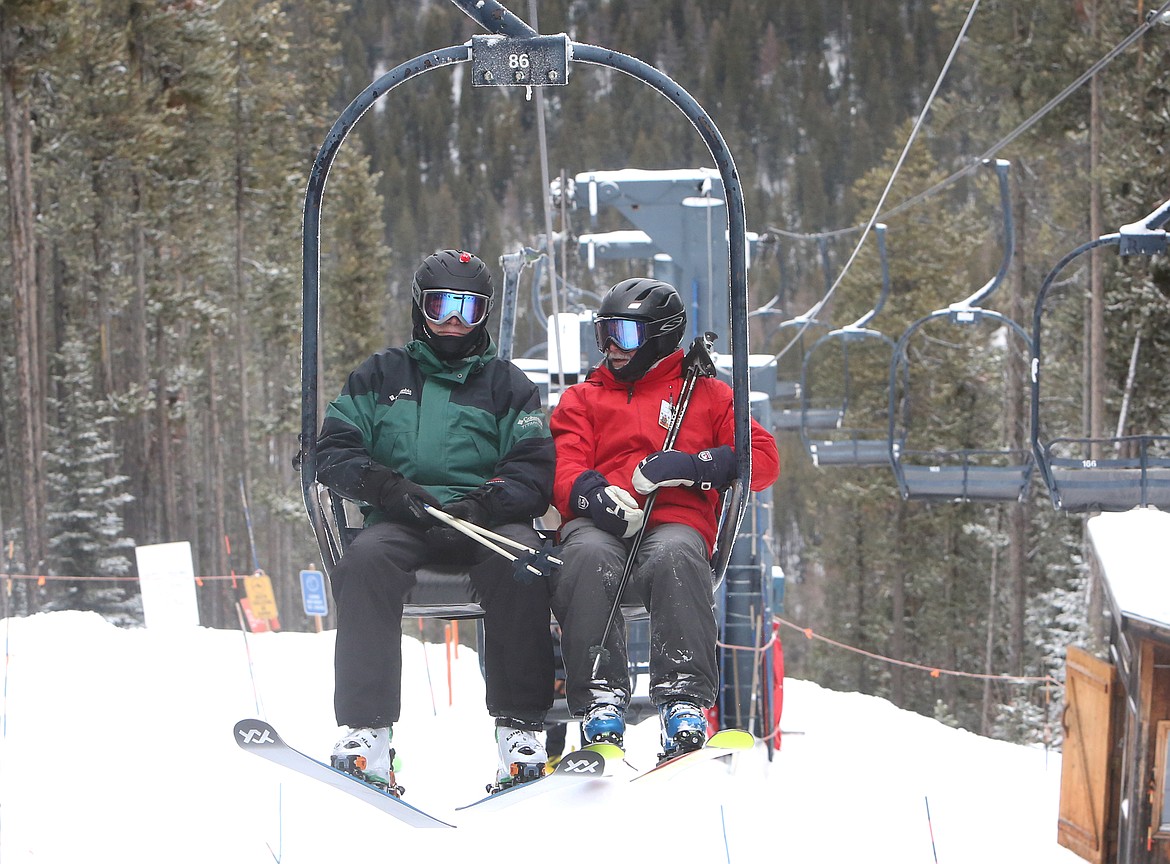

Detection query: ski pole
(430, 511), (563, 565)
(588, 333), (718, 679)
(423, 505), (545, 578)
(925, 796), (939, 863)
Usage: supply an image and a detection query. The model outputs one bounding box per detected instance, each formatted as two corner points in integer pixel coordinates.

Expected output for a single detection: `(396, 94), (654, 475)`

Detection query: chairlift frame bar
(298, 8), (752, 583)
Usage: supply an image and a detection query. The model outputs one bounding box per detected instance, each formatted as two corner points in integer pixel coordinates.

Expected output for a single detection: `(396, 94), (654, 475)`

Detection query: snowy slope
(0, 611), (1080, 863)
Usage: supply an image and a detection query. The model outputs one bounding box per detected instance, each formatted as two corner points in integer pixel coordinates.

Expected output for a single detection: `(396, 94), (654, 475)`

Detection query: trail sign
(244, 572), (279, 620)
(300, 569), (328, 617)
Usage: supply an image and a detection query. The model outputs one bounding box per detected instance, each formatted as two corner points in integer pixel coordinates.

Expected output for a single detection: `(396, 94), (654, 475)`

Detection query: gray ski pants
(549, 518), (718, 716)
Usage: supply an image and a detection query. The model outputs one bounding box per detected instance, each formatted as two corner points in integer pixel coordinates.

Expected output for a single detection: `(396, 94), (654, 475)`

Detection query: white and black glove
(632, 445), (736, 494)
(570, 470), (645, 539)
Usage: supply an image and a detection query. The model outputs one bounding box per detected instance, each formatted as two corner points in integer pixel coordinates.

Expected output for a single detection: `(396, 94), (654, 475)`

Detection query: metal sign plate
(471, 34), (569, 87)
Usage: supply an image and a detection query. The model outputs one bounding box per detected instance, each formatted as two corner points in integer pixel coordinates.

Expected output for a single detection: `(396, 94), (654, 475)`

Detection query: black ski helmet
(595, 278), (686, 381)
(410, 250), (495, 359)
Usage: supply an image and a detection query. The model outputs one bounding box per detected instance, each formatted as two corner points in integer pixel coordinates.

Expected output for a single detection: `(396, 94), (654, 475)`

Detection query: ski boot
(330, 726), (404, 797)
(658, 700), (707, 762)
(489, 719), (547, 794)
(581, 702), (625, 750)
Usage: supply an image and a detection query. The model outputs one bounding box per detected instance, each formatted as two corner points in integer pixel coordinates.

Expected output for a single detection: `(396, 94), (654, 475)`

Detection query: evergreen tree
(44, 332), (137, 623)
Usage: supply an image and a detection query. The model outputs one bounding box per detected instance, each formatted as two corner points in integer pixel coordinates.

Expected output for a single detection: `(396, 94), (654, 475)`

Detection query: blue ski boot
(659, 700), (707, 760)
(582, 702), (625, 749)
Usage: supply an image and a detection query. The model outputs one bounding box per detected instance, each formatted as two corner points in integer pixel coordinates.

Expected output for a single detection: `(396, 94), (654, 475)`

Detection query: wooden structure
(1059, 508), (1170, 863)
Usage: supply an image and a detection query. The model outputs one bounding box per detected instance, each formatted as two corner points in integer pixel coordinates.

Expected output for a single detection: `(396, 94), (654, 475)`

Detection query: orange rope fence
(716, 614), (1061, 746)
(772, 614), (1059, 685)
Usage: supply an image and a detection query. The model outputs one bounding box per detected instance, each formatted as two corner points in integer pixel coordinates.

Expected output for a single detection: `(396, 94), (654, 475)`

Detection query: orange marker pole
(445, 623), (453, 707)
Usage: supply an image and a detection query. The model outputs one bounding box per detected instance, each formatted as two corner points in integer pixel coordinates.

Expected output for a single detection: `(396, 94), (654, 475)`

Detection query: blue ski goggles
(594, 316), (648, 352)
(420, 290), (490, 327)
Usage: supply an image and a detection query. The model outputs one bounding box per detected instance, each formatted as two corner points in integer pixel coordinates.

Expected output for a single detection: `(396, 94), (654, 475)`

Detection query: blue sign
(299, 569), (328, 617)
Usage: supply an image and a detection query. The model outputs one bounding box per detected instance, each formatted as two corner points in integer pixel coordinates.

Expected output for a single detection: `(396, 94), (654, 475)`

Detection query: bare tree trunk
(981, 508), (1000, 736)
(853, 500), (867, 693)
(154, 282), (178, 541)
(232, 73), (255, 573)
(177, 314), (202, 592)
(890, 501), (906, 707)
(207, 335), (230, 628)
(1, 14), (46, 573)
(123, 173), (150, 546)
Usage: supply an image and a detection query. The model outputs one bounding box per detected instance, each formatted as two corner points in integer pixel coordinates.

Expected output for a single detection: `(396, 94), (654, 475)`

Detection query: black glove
(375, 471), (441, 527)
(569, 470), (645, 539)
(631, 445), (736, 494)
(445, 496), (491, 527)
(423, 496), (491, 564)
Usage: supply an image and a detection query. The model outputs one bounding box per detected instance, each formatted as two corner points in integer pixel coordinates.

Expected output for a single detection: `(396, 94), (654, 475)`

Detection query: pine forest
(1, 0), (1168, 744)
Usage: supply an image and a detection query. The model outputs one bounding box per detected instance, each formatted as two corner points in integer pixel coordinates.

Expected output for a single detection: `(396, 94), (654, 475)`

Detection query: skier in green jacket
(316, 249), (555, 794)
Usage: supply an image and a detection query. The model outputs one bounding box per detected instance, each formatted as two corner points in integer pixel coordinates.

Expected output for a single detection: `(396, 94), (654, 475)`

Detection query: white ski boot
(330, 726), (403, 796)
(493, 721), (547, 792)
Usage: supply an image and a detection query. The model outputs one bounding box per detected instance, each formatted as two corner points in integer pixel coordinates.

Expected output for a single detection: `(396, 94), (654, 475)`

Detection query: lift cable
(766, 1), (1170, 250)
(764, 0), (983, 367)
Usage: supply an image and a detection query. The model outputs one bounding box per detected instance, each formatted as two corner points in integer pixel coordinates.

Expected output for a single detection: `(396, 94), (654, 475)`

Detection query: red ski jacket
(550, 349), (780, 554)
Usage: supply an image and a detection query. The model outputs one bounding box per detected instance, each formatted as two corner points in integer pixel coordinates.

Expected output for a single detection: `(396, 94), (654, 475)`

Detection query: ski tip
(707, 728), (755, 750)
(553, 749), (606, 777)
(233, 718), (280, 748)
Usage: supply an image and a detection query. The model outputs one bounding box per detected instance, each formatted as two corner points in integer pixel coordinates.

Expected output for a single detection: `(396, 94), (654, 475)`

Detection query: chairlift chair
(760, 236), (839, 432)
(1031, 197), (1170, 512)
(800, 223), (897, 468)
(294, 0), (758, 724)
(887, 160), (1036, 503)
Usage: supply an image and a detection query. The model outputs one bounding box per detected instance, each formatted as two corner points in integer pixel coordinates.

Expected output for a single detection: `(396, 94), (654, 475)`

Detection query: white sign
(546, 312), (581, 378)
(135, 541), (200, 629)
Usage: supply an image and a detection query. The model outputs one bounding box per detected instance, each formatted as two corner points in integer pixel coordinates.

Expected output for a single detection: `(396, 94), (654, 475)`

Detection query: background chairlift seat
(1031, 198), (1170, 513)
(765, 316), (839, 433)
(888, 309), (1036, 503)
(807, 434), (893, 468)
(893, 449), (1034, 503)
(1041, 436), (1170, 513)
(757, 234), (839, 432)
(800, 224), (895, 469)
(888, 160), (1035, 503)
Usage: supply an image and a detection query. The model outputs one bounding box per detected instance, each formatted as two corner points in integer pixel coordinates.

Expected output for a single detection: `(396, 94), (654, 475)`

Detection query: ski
(455, 748), (606, 813)
(630, 728), (754, 783)
(233, 719), (455, 829)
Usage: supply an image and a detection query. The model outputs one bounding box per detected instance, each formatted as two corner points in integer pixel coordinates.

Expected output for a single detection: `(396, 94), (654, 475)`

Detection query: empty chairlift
(887, 159), (1035, 503)
(759, 236), (839, 432)
(1031, 198), (1170, 512)
(801, 223), (897, 468)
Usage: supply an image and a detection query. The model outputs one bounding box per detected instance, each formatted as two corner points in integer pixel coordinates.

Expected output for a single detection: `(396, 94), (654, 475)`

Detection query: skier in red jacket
(549, 278), (779, 759)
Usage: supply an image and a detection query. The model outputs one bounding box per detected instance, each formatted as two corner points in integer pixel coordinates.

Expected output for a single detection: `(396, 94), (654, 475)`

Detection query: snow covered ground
(0, 611), (1081, 863)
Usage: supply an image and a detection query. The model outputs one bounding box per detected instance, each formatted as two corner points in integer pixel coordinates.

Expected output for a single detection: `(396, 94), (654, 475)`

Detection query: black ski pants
(549, 518), (718, 716)
(330, 519), (554, 728)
